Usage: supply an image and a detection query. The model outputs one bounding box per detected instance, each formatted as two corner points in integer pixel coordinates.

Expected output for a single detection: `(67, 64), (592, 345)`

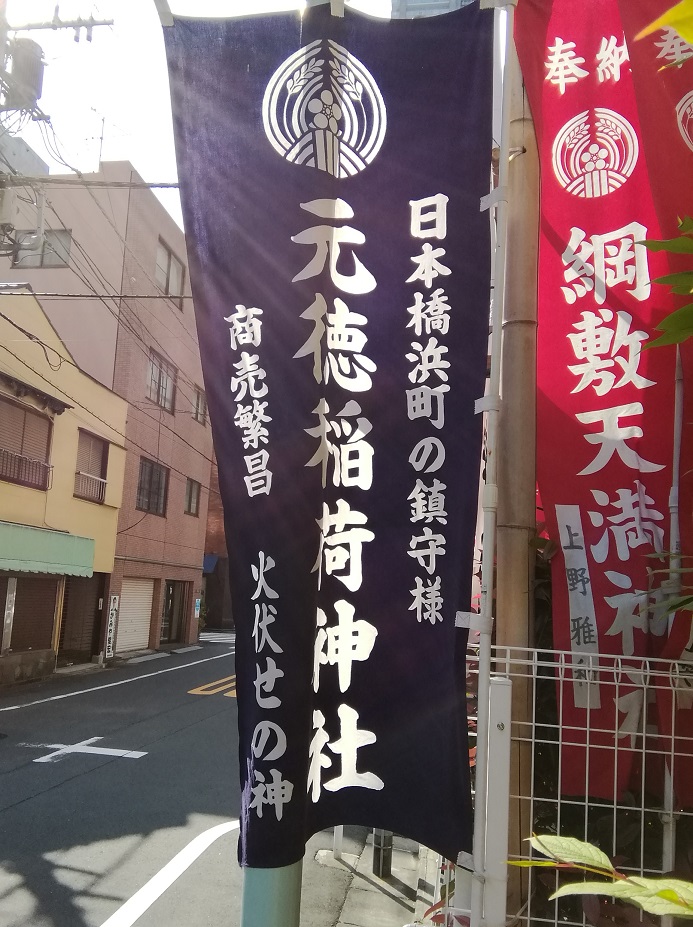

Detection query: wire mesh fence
(459, 645), (693, 927)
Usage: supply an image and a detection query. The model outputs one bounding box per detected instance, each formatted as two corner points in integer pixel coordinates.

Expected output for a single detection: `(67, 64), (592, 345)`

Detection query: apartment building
(0, 291), (127, 682)
(0, 145), (214, 660)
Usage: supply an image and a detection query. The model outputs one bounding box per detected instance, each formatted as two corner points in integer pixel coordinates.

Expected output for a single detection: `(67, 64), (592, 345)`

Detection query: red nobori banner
(619, 0), (693, 806)
(516, 0), (678, 798)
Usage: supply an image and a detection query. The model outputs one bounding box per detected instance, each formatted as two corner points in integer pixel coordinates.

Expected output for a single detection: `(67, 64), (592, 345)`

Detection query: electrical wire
(4, 144), (202, 407)
(40, 120), (196, 359)
(8, 130), (199, 396)
(0, 139), (222, 488)
(36, 193), (206, 409)
(3, 177), (180, 188)
(0, 308), (218, 470)
(0, 342), (216, 498)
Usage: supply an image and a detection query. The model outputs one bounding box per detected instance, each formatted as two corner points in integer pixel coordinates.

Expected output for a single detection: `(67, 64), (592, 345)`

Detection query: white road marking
(21, 736), (147, 763)
(99, 820), (240, 927)
(0, 651), (235, 713)
(171, 645), (203, 654)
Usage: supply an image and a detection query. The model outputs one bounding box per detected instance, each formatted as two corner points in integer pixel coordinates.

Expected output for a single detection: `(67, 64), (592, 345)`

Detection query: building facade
(0, 152), (214, 662)
(0, 291), (127, 682)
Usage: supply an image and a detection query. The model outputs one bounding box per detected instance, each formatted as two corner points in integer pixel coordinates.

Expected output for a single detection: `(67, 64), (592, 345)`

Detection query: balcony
(74, 471), (107, 504)
(0, 448), (51, 491)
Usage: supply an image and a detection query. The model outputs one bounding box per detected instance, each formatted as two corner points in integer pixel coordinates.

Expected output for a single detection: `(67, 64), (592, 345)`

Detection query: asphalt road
(0, 635), (244, 927)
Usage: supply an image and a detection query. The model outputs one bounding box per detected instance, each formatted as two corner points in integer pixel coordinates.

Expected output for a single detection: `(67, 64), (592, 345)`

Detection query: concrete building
(0, 291), (127, 682)
(0, 150), (214, 660)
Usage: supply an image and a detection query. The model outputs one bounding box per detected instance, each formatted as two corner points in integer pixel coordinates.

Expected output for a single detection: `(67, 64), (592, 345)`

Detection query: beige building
(0, 291), (127, 682)
(1, 152), (214, 660)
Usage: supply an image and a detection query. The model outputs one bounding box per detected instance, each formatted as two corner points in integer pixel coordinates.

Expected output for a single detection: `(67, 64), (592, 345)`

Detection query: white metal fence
(445, 645), (693, 927)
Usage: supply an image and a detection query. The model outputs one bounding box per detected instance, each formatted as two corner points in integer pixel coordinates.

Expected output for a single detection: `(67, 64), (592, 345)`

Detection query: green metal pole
(241, 861), (303, 927)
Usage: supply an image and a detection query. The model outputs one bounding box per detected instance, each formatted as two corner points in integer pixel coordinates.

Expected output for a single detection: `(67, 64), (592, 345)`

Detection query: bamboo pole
(495, 36), (539, 919)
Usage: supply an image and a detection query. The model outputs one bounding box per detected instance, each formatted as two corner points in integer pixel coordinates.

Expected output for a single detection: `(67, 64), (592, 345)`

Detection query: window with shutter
(74, 430), (107, 503)
(0, 395), (51, 490)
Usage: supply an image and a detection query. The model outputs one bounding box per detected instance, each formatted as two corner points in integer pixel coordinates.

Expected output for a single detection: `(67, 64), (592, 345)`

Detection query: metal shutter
(116, 578), (154, 653)
(22, 409), (50, 462)
(12, 576), (58, 651)
(0, 397), (25, 455)
(60, 575), (100, 655)
(76, 431), (105, 477)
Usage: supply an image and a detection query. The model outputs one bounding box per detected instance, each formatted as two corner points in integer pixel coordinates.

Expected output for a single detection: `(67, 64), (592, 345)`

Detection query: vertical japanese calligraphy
(516, 0), (678, 799)
(405, 195), (452, 626)
(165, 4), (493, 868)
(618, 0), (693, 807)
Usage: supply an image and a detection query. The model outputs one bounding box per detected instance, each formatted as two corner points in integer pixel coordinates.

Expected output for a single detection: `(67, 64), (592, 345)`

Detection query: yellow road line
(188, 674), (237, 697)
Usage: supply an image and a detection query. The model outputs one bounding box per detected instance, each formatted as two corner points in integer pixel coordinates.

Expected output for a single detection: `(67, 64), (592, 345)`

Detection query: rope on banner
(469, 4), (516, 927)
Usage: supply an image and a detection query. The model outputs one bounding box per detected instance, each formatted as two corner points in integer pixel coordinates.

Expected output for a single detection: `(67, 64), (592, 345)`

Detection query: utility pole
(0, 3), (113, 118)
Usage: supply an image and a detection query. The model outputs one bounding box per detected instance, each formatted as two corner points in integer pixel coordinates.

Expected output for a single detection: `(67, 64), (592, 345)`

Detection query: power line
(0, 308), (218, 470)
(2, 142), (212, 436)
(34, 137), (205, 382)
(36, 193), (207, 409)
(0, 343), (215, 497)
(3, 291), (192, 299)
(2, 177), (180, 189)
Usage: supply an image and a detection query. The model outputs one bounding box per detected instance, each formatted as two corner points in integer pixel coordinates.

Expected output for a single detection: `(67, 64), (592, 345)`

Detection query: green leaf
(635, 0), (693, 45)
(641, 237), (693, 254)
(653, 271), (693, 288)
(679, 216), (693, 234)
(628, 877), (693, 916)
(551, 880), (641, 902)
(651, 593), (693, 615)
(529, 836), (614, 872)
(647, 328), (693, 348)
(655, 303), (693, 331)
(552, 877), (693, 917)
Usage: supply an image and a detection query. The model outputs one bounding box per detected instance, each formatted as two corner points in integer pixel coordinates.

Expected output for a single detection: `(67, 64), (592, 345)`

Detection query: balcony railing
(74, 471), (107, 503)
(0, 447), (51, 490)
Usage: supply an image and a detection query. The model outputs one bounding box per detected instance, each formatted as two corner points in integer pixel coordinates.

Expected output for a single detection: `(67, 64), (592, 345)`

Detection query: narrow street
(0, 634), (242, 927)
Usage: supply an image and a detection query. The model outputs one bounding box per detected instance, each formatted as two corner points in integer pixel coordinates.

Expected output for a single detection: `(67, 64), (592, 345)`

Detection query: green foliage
(642, 217), (693, 347)
(513, 835), (693, 918)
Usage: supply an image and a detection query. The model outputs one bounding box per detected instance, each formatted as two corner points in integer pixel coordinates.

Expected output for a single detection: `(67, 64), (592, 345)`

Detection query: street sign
(105, 595), (118, 659)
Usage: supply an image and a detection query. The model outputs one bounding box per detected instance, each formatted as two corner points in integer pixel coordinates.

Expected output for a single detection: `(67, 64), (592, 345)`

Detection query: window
(13, 229), (72, 268)
(147, 350), (177, 412)
(193, 388), (207, 425)
(184, 478), (201, 516)
(136, 458), (168, 516)
(74, 430), (108, 503)
(155, 239), (185, 308)
(0, 395), (51, 489)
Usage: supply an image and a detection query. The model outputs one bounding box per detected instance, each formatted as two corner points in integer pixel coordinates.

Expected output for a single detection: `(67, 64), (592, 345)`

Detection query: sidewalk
(302, 827), (438, 927)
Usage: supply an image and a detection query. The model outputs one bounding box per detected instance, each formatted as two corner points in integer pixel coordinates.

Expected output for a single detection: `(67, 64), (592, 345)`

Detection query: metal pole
(494, 16), (539, 921)
(669, 346), (683, 606)
(372, 828), (393, 879)
(333, 824), (344, 860)
(241, 861), (303, 927)
(483, 677), (512, 927)
(660, 346), (684, 927)
(471, 5), (516, 927)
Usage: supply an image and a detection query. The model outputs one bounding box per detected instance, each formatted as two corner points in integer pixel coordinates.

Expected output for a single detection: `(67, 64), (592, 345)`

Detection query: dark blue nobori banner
(165, 3), (493, 869)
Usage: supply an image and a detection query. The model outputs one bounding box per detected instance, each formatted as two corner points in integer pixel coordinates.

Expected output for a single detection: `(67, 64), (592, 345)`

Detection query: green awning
(0, 522), (94, 577)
